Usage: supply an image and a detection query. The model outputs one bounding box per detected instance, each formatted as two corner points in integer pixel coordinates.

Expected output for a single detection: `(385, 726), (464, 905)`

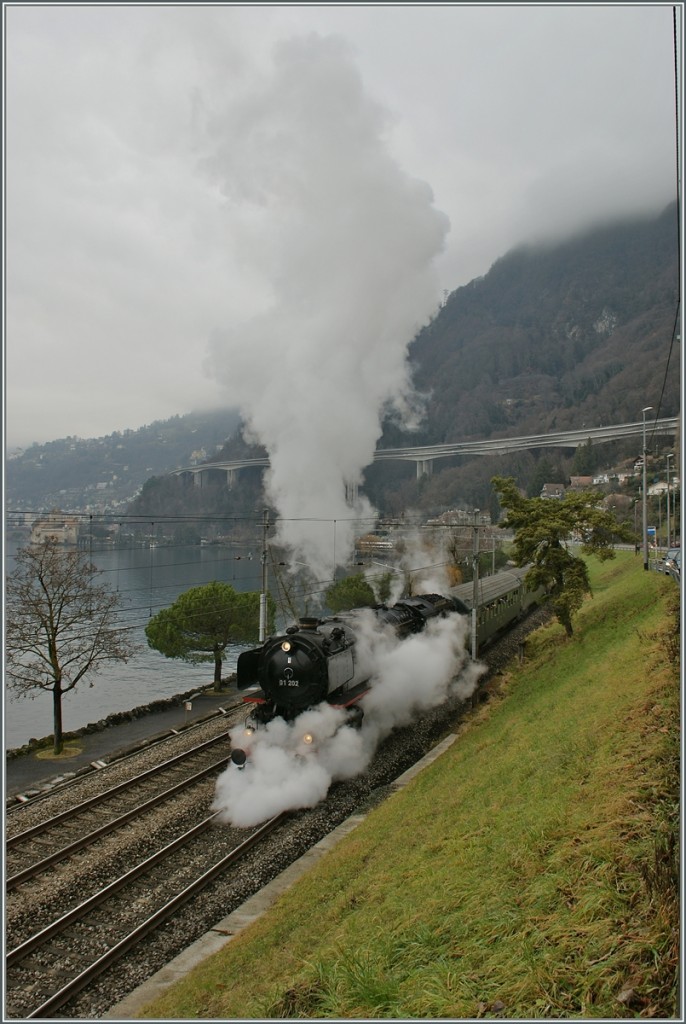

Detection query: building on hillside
(425, 509), (491, 526)
(355, 534), (394, 553)
(647, 479), (680, 497)
(569, 475), (593, 489)
(613, 469), (636, 486)
(540, 483), (566, 500)
(30, 513), (81, 546)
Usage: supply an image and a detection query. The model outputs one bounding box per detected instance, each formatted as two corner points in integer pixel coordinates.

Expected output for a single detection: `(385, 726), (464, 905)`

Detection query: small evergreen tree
(145, 582), (271, 687)
(527, 457), (558, 498)
(325, 573), (377, 613)
(492, 475), (634, 637)
(571, 438), (599, 476)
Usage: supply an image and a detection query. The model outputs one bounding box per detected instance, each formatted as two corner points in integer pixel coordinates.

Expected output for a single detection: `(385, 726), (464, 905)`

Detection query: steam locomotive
(229, 566), (542, 767)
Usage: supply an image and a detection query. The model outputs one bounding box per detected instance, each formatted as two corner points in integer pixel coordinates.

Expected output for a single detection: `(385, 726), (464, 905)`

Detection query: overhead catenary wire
(8, 556), (461, 647)
(8, 500), (502, 647)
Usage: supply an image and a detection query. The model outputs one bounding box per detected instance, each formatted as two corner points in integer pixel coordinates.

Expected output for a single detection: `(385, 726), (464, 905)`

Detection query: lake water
(4, 540), (269, 750)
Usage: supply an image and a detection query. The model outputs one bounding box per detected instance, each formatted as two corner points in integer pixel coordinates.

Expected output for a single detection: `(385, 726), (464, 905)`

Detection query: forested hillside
(361, 201), (680, 514)
(404, 201), (679, 444)
(6, 410), (240, 513)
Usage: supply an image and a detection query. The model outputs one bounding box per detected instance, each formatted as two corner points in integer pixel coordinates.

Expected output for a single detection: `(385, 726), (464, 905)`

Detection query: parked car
(666, 548), (681, 582)
(661, 546), (681, 580)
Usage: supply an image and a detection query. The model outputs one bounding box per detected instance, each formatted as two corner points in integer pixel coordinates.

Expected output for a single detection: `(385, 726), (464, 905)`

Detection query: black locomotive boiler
(235, 592), (462, 723)
(229, 566), (542, 768)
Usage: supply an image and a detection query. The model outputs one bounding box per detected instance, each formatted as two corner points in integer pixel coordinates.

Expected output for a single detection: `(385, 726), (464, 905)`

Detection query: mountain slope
(6, 409), (241, 513)
(358, 202), (680, 514)
(403, 201), (679, 445)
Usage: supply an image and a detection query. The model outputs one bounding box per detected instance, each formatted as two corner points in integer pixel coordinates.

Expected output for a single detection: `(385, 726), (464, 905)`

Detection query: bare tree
(6, 539), (137, 753)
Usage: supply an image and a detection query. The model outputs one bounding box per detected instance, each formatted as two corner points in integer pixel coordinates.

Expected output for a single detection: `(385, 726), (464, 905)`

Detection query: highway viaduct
(169, 417), (680, 502)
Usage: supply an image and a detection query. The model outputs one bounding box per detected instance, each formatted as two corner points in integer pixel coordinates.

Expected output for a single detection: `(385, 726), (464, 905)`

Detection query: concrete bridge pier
(416, 459), (434, 479)
(191, 467), (238, 488)
(345, 481), (359, 505)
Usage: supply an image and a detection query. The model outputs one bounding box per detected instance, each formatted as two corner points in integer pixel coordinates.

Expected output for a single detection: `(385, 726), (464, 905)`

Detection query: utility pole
(666, 453), (673, 549)
(471, 510), (480, 661)
(642, 407), (653, 571)
(259, 508), (269, 642)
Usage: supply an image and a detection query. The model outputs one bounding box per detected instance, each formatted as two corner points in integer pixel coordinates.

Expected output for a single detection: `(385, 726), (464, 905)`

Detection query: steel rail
(17, 813), (287, 1019)
(7, 755), (230, 890)
(7, 733), (230, 848)
(6, 700), (245, 812)
(7, 813), (221, 968)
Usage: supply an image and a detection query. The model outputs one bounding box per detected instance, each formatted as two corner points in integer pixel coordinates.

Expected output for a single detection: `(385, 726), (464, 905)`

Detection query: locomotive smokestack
(230, 749), (247, 770)
(298, 617), (321, 630)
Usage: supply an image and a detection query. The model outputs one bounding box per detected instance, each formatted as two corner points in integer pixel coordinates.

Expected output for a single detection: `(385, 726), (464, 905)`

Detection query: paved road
(5, 688), (244, 800)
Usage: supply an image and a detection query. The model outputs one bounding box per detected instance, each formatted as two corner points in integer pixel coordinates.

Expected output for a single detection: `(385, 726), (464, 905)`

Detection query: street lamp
(666, 453), (674, 549)
(471, 510), (480, 661)
(642, 407), (653, 571)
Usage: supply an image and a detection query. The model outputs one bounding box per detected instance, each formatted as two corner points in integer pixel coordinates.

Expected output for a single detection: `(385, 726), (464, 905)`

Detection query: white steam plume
(365, 528), (454, 604)
(203, 34), (449, 579)
(212, 612), (485, 828)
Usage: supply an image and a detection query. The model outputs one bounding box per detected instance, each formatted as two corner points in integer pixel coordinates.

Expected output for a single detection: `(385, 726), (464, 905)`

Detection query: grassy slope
(140, 554), (679, 1020)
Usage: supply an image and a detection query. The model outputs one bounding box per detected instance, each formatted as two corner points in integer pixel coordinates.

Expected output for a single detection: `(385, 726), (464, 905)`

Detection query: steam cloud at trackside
(212, 611), (485, 828)
(203, 33), (449, 580)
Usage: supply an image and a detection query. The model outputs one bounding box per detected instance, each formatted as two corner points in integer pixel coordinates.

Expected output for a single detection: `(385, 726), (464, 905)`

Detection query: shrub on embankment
(139, 554), (679, 1020)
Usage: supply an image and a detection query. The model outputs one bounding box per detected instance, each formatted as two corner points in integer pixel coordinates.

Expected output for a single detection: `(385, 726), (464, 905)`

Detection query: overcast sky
(5, 3), (679, 452)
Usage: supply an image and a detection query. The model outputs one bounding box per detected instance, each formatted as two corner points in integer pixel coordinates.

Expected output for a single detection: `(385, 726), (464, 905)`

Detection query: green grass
(139, 553), (679, 1019)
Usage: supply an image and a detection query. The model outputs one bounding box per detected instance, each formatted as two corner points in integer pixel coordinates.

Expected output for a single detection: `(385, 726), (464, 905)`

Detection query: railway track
(6, 811), (287, 1019)
(4, 694), (314, 1019)
(6, 700), (247, 813)
(5, 609), (552, 1019)
(6, 734), (231, 887)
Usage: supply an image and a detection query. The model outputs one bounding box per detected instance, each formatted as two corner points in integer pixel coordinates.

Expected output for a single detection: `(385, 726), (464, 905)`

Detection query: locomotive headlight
(281, 641), (292, 652)
(243, 727), (254, 738)
(302, 733), (314, 745)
